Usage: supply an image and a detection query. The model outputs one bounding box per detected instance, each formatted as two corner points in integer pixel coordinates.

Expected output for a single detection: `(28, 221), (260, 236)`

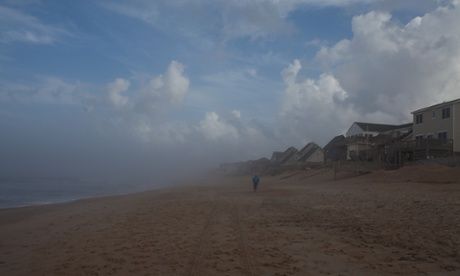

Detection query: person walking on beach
(252, 175), (260, 192)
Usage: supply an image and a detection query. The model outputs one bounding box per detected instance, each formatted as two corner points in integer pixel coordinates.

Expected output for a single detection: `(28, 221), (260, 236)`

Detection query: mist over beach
(1, 0), (460, 275)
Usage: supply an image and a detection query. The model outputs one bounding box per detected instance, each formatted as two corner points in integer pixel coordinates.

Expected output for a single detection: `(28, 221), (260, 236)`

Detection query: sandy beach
(1, 164), (460, 275)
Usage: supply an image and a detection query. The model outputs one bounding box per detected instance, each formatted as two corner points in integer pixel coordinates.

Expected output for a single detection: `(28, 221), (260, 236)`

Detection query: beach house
(345, 122), (412, 160)
(411, 98), (460, 153)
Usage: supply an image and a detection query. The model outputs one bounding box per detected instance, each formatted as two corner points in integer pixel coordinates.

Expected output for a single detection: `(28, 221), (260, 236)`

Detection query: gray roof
(411, 98), (460, 114)
(270, 151), (283, 161)
(297, 142), (321, 162)
(324, 135), (346, 151)
(355, 122), (401, 133)
(396, 123), (413, 128)
(271, 147), (298, 164)
(353, 122), (412, 133)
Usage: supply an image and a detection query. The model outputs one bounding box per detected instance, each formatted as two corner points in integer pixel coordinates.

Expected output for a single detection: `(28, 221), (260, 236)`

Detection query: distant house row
(325, 98), (460, 163)
(272, 98), (460, 166)
(220, 98), (459, 173)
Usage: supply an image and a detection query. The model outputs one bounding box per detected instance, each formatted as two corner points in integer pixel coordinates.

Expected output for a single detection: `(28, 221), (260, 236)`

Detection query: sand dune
(1, 165), (460, 275)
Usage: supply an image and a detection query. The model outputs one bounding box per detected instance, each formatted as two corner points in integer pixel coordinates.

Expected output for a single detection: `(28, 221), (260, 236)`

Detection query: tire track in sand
(230, 199), (258, 276)
(185, 196), (258, 276)
(185, 196), (218, 276)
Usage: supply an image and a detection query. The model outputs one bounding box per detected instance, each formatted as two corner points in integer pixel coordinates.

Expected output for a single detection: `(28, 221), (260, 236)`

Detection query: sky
(1, 0), (460, 185)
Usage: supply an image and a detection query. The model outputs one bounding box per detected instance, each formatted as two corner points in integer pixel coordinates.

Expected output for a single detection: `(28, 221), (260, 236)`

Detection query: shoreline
(0, 181), (179, 211)
(0, 187), (168, 212)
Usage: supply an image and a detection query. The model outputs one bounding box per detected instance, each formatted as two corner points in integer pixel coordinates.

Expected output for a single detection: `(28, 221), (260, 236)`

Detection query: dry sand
(1, 164), (460, 275)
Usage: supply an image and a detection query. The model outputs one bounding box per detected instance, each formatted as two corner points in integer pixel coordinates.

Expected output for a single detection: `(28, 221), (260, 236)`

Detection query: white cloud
(0, 5), (69, 44)
(107, 78), (130, 108)
(141, 60), (189, 110)
(91, 60), (191, 114)
(279, 59), (359, 145)
(316, 3), (460, 117)
(95, 61), (193, 146)
(372, 0), (446, 13)
(162, 60), (189, 104)
(281, 59), (302, 84)
(305, 38), (328, 49)
(198, 112), (239, 142)
(188, 110), (276, 160)
(281, 1), (460, 145)
(124, 108), (275, 162)
(231, 110), (241, 119)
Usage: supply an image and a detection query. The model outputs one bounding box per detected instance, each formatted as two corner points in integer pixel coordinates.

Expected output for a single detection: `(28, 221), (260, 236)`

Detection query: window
(438, 132), (448, 142)
(427, 134), (433, 140)
(442, 108), (450, 119)
(415, 114), (423, 124)
(432, 111), (436, 118)
(415, 135), (424, 142)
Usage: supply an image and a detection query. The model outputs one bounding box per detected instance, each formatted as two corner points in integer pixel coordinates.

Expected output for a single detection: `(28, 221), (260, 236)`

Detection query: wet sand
(1, 165), (460, 275)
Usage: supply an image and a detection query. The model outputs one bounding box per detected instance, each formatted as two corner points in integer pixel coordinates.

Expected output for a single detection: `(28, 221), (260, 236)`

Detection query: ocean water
(0, 178), (148, 209)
